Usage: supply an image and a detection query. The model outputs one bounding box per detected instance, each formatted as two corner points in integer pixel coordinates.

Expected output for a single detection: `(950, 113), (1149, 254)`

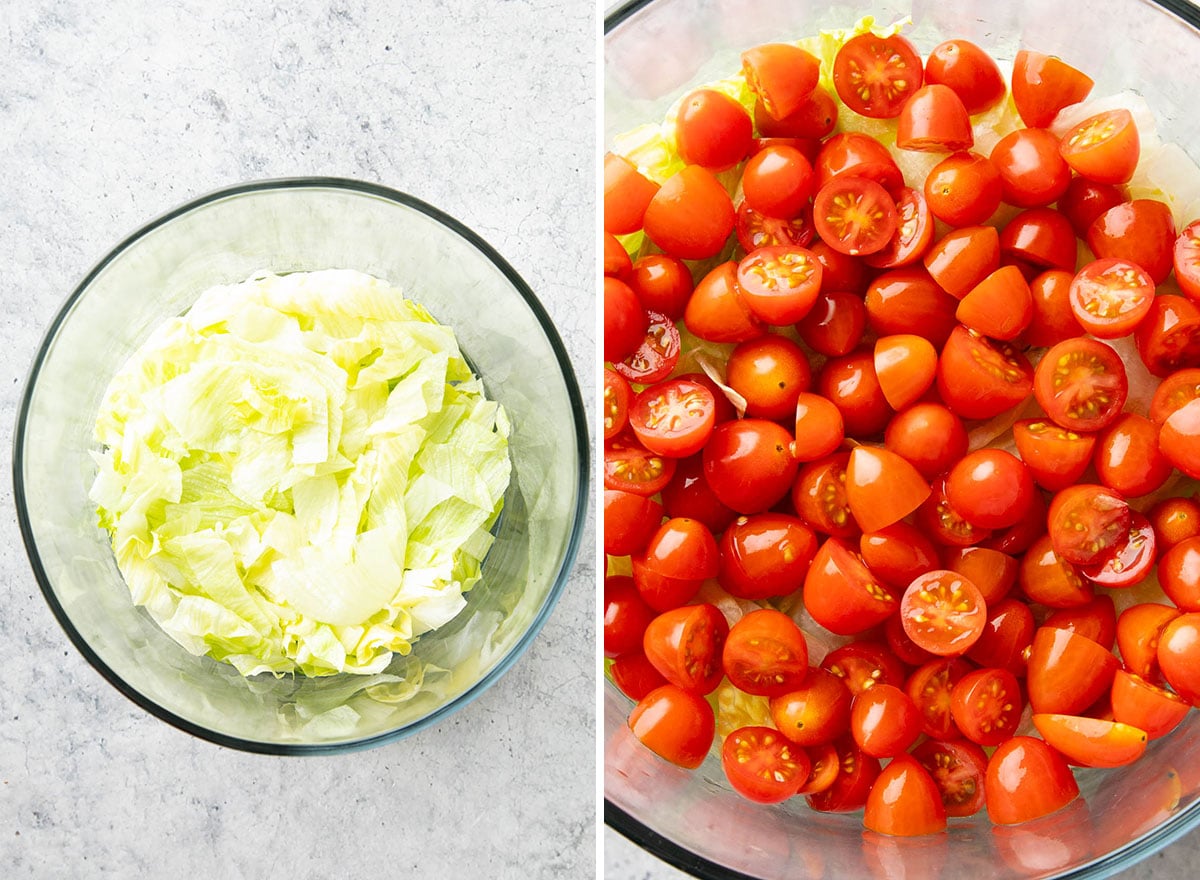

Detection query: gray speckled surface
(1, 1), (594, 877)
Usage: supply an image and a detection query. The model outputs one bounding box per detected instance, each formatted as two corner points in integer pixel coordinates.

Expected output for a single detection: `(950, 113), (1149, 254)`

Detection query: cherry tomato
(956, 265), (1033, 340)
(1174, 218), (1200, 302)
(629, 254), (694, 320)
(1136, 294), (1200, 379)
(844, 445), (931, 534)
(604, 232), (632, 281)
(718, 514), (817, 601)
(916, 475), (993, 548)
(1011, 49), (1094, 128)
(604, 431), (676, 496)
(985, 735), (1080, 825)
(967, 598), (1034, 676)
(771, 668), (853, 747)
(1012, 419), (1096, 492)
(865, 267), (959, 346)
(863, 754), (947, 837)
(605, 575), (659, 658)
(1161, 398), (1200, 479)
(851, 683), (922, 758)
(604, 152), (659, 235)
(796, 741), (840, 795)
(1019, 534), (1093, 609)
(896, 84), (973, 152)
(754, 87), (838, 139)
(702, 418), (798, 513)
(721, 726), (812, 804)
(951, 667), (1023, 746)
(1158, 613), (1200, 704)
(1118, 603), (1180, 683)
(603, 489), (664, 557)
(901, 569), (986, 656)
(945, 449), (1035, 532)
(987, 486), (1048, 555)
(1095, 414), (1172, 498)
(1060, 108), (1140, 184)
(659, 454), (736, 535)
(603, 368), (631, 442)
(792, 392), (845, 462)
(804, 538), (898, 635)
(1034, 337), (1128, 432)
(822, 641), (908, 696)
(860, 522), (940, 592)
(1068, 258), (1155, 339)
(1111, 670), (1189, 740)
(1083, 515), (1158, 590)
(999, 207), (1077, 271)
(912, 738), (989, 818)
(675, 88), (753, 170)
(885, 612), (937, 667)
(813, 176), (898, 256)
(609, 651), (668, 701)
(643, 603), (729, 695)
(936, 325), (1034, 420)
(1059, 177), (1130, 239)
(924, 39), (1004, 114)
(1032, 714), (1147, 768)
(1087, 198), (1176, 284)
(629, 684), (716, 769)
(884, 402), (968, 481)
(629, 378), (716, 459)
(1027, 625), (1119, 715)
(734, 199), (815, 252)
(1044, 595), (1118, 649)
(643, 165), (735, 260)
(742, 42), (821, 120)
(1149, 495), (1200, 548)
(742, 145), (815, 220)
(814, 132), (904, 194)
(832, 32), (923, 119)
(684, 262), (765, 344)
(725, 335), (811, 420)
(735, 245), (823, 325)
(1024, 269), (1083, 347)
(1159, 535), (1200, 612)
(796, 290), (867, 357)
(810, 239), (868, 292)
(817, 350), (893, 438)
(604, 277), (647, 364)
(612, 309), (682, 385)
(863, 186), (934, 269)
(991, 128), (1072, 207)
(1048, 483), (1131, 567)
(874, 334), (937, 412)
(807, 737), (882, 813)
(905, 657), (971, 739)
(791, 453), (858, 539)
(924, 151), (1002, 226)
(942, 546), (1017, 605)
(722, 609), (810, 698)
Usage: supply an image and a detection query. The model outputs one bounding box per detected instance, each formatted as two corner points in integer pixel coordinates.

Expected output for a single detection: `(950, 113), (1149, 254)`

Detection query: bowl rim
(11, 175), (590, 755)
(603, 0), (1200, 877)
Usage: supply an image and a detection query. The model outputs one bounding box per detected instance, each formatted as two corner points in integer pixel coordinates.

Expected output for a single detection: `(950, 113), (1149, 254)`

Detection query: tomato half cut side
(792, 452), (858, 538)
(1135, 294), (1200, 379)
(796, 741), (840, 795)
(718, 513), (818, 601)
(612, 309), (682, 385)
(1068, 258), (1155, 339)
(906, 657), (971, 739)
(1033, 337), (1128, 432)
(722, 608), (810, 697)
(916, 475), (993, 549)
(735, 200), (815, 253)
(813, 176), (899, 256)
(864, 186), (933, 269)
(912, 738), (988, 818)
(833, 33), (924, 119)
(823, 641), (908, 697)
(804, 538), (898, 635)
(1048, 484), (1132, 567)
(1150, 367), (1200, 425)
(1032, 714), (1147, 768)
(1175, 218), (1200, 301)
(900, 569), (987, 656)
(951, 667), (1024, 747)
(1012, 419), (1096, 492)
(603, 368), (632, 441)
(629, 378), (716, 459)
(722, 726), (812, 804)
(604, 431), (676, 496)
(936, 325), (1034, 421)
(642, 602), (729, 695)
(736, 246), (823, 325)
(1060, 108), (1140, 185)
(807, 738), (882, 813)
(1111, 670), (1190, 740)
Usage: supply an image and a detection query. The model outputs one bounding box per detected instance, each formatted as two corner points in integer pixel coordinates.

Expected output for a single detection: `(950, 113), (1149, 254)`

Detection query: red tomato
(924, 151), (1002, 226)
(736, 246), (823, 325)
(734, 199), (815, 252)
(629, 254), (694, 320)
(1151, 367), (1200, 424)
(796, 290), (867, 357)
(884, 403), (968, 481)
(609, 651), (668, 701)
(702, 419), (798, 513)
(896, 84), (973, 152)
(956, 265), (1033, 340)
(999, 207), (1077, 271)
(643, 165), (735, 260)
(603, 368), (631, 442)
(1026, 269), (1085, 347)
(845, 445), (931, 534)
(604, 232), (632, 281)
(1159, 536), (1200, 612)
(912, 738), (989, 818)
(885, 612), (938, 667)
(863, 754), (947, 837)
(604, 431), (676, 497)
(1161, 398), (1200, 479)
(659, 454), (736, 535)
(684, 261), (765, 344)
(951, 667), (1023, 746)
(725, 335), (811, 420)
(874, 334), (937, 412)
(1068, 258), (1155, 339)
(1032, 714), (1147, 768)
(1095, 414), (1172, 498)
(943, 546), (1017, 605)
(742, 42), (820, 120)
(722, 609), (810, 698)
(815, 132), (904, 194)
(832, 32), (923, 119)
(863, 186), (934, 269)
(1136, 295), (1200, 379)
(771, 668), (853, 747)
(721, 726), (811, 804)
(1027, 625), (1119, 715)
(1149, 495), (1200, 548)
(741, 145), (814, 220)
(991, 128), (1072, 207)
(861, 522), (939, 592)
(1012, 419), (1096, 492)
(604, 277), (647, 364)
(1048, 483), (1131, 567)
(1011, 49), (1094, 128)
(810, 239), (868, 293)
(718, 514), (817, 601)
(985, 735), (1080, 825)
(796, 741), (839, 795)
(945, 449), (1035, 530)
(865, 267), (959, 346)
(936, 325), (1034, 420)
(792, 392), (845, 462)
(924, 40), (1004, 114)
(916, 475), (993, 548)
(906, 657), (971, 739)
(628, 684), (716, 769)
(817, 350), (893, 438)
(1118, 603), (1180, 683)
(822, 641), (908, 696)
(643, 603), (729, 694)
(967, 598), (1034, 676)
(803, 538), (898, 635)
(1019, 534), (1093, 609)
(603, 489), (664, 558)
(604, 575), (659, 658)
(986, 488), (1048, 555)
(1158, 612), (1200, 704)
(755, 88), (838, 139)
(850, 683), (922, 758)
(901, 569), (987, 656)
(1174, 218), (1200, 301)
(807, 737), (882, 813)
(604, 152), (659, 235)
(1111, 669), (1190, 740)
(1034, 337), (1128, 432)
(612, 309), (682, 385)
(1087, 198), (1176, 284)
(1060, 108), (1140, 185)
(674, 88), (753, 171)
(1083, 515), (1158, 590)
(813, 177), (898, 257)
(791, 453), (858, 539)
(629, 378), (716, 459)
(1059, 177), (1130, 239)
(1044, 595), (1117, 649)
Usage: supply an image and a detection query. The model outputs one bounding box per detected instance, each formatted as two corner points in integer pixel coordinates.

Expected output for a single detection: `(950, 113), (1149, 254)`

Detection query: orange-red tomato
(850, 683), (923, 758)
(863, 754), (947, 836)
(832, 33), (923, 120)
(675, 88), (753, 170)
(721, 726), (812, 804)
(643, 603), (729, 695)
(718, 513), (818, 601)
(924, 151), (1002, 226)
(990, 128), (1072, 208)
(900, 569), (987, 656)
(742, 42), (821, 119)
(604, 152), (659, 235)
(684, 262), (765, 343)
(896, 84), (973, 152)
(923, 39), (1004, 114)
(1027, 626), (1119, 715)
(722, 609), (810, 697)
(1011, 49), (1094, 128)
(873, 334), (937, 411)
(956, 265), (1033, 340)
(770, 668), (853, 747)
(643, 165), (735, 260)
(1032, 714), (1148, 768)
(985, 735), (1080, 825)
(845, 445), (931, 534)
(629, 684), (716, 769)
(951, 667), (1024, 746)
(1060, 108), (1140, 185)
(803, 538), (898, 635)
(725, 334), (812, 421)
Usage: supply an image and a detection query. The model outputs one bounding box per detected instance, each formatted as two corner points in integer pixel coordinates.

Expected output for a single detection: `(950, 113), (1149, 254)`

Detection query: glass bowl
(605, 0), (1200, 877)
(14, 178), (587, 754)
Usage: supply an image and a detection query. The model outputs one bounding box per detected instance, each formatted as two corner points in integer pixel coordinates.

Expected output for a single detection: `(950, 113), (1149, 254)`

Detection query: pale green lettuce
(90, 269), (510, 678)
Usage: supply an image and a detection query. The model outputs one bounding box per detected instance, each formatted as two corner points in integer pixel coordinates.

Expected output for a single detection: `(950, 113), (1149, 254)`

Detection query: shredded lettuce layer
(90, 269), (511, 678)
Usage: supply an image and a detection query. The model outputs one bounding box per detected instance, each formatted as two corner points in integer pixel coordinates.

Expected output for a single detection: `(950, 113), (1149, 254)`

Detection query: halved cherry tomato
(796, 289), (867, 357)
(942, 546), (1017, 605)
(629, 378), (716, 458)
(885, 612), (938, 667)
(861, 522), (940, 592)
(1158, 612), (1200, 704)
(1011, 49), (1094, 128)
(721, 726), (812, 804)
(736, 246), (823, 325)
(684, 261), (765, 343)
(604, 152), (659, 235)
(991, 128), (1072, 207)
(804, 539), (897, 635)
(604, 431), (676, 497)
(612, 309), (681, 385)
(807, 737), (881, 813)
(1026, 269), (1085, 347)
(770, 667), (853, 747)
(755, 88), (837, 139)
(674, 88), (752, 172)
(1034, 337), (1128, 432)
(1060, 108), (1140, 184)
(1027, 625), (1119, 715)
(884, 402), (968, 481)
(722, 609), (810, 698)
(629, 254), (694, 320)
(1032, 714), (1147, 768)
(1135, 295), (1200, 379)
(956, 265), (1033, 340)
(718, 514), (817, 601)
(1087, 198), (1176, 284)
(810, 239), (868, 293)
(1012, 419), (1096, 492)
(1068, 258), (1155, 338)
(985, 735), (1080, 825)
(1095, 415), (1172, 499)
(1150, 495), (1200, 548)
(924, 151), (1003, 227)
(603, 368), (632, 442)
(1044, 595), (1117, 649)
(702, 418), (798, 513)
(609, 651), (668, 701)
(946, 449), (1035, 530)
(906, 657), (971, 739)
(659, 453), (736, 535)
(813, 176), (898, 256)
(912, 738), (988, 818)
(1161, 398), (1200, 480)
(1019, 534), (1093, 609)
(633, 518), (719, 611)
(603, 489), (664, 558)
(741, 145), (814, 220)
(791, 452), (858, 539)
(845, 445), (931, 534)
(967, 598), (1034, 676)
(643, 603), (729, 695)
(832, 32), (923, 119)
(901, 569), (986, 656)
(605, 232), (633, 281)
(604, 277), (647, 363)
(951, 667), (1023, 746)
(987, 486), (1048, 556)
(851, 683), (923, 758)
(1118, 603), (1180, 683)
(796, 741), (840, 795)
(734, 200), (815, 252)
(863, 754), (947, 837)
(936, 325), (1034, 420)
(816, 350), (893, 438)
(1059, 177), (1130, 239)
(863, 186), (933, 269)
(874, 334), (937, 411)
(1047, 484), (1131, 567)
(605, 575), (659, 658)
(742, 42), (821, 120)
(725, 335), (811, 420)
(999, 207), (1077, 271)
(1159, 535), (1200, 611)
(1151, 367), (1200, 425)
(629, 684), (716, 769)
(643, 165), (735, 260)
(896, 84), (973, 152)
(823, 642), (908, 696)
(792, 392), (845, 462)
(1174, 218), (1200, 301)
(865, 267), (959, 346)
(916, 475), (993, 549)
(1111, 670), (1189, 740)
(924, 39), (1004, 114)
(815, 132), (904, 193)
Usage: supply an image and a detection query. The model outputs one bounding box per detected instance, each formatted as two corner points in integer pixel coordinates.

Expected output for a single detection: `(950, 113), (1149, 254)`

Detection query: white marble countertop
(0, 1), (594, 877)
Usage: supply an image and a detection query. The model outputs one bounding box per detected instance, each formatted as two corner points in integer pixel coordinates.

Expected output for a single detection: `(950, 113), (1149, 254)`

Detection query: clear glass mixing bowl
(14, 178), (587, 754)
(605, 0), (1200, 876)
